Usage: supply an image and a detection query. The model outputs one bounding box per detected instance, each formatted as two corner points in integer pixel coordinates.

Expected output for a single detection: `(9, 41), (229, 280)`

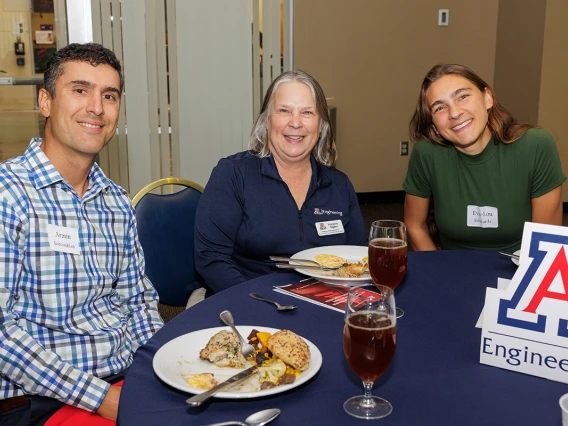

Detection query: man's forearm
(96, 385), (121, 420)
(0, 322), (109, 412)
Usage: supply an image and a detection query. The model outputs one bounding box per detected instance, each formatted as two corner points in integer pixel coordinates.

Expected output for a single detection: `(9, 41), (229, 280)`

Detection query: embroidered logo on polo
(314, 208), (343, 217)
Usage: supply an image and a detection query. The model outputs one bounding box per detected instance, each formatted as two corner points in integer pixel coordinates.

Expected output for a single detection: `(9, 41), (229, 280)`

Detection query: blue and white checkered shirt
(0, 139), (164, 412)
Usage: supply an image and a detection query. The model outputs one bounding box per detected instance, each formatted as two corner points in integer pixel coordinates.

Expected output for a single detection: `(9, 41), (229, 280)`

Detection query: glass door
(0, 0), (66, 162)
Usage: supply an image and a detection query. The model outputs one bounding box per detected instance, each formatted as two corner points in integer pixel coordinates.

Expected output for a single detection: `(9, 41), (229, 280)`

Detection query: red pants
(44, 381), (124, 426)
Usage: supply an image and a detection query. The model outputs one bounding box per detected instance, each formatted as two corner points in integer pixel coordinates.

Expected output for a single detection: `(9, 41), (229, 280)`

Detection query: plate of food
(152, 326), (322, 399)
(290, 245), (372, 285)
(512, 250), (520, 266)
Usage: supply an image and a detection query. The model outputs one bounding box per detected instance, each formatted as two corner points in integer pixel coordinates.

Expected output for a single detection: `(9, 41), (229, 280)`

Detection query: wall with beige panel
(294, 0), (499, 193)
(493, 0), (546, 126)
(538, 0), (568, 202)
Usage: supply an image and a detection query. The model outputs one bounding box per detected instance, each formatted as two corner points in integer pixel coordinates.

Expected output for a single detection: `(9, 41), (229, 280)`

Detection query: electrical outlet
(400, 141), (409, 156)
(438, 9), (449, 26)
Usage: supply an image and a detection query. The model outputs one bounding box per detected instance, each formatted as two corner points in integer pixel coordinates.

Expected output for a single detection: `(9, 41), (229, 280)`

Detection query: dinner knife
(274, 263), (339, 271)
(185, 365), (259, 407)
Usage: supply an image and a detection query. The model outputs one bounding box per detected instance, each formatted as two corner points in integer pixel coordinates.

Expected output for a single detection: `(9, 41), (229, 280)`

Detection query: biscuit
(267, 330), (310, 371)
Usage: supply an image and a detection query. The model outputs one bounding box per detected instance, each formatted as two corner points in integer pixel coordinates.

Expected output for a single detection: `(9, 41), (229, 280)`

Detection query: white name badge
(467, 205), (498, 228)
(47, 224), (81, 255)
(316, 220), (345, 236)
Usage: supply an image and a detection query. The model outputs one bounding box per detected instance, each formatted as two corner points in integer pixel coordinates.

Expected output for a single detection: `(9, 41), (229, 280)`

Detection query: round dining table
(117, 250), (567, 426)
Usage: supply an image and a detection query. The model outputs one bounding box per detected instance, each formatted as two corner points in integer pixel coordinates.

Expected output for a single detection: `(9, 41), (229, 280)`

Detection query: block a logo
(497, 231), (568, 338)
(480, 222), (568, 383)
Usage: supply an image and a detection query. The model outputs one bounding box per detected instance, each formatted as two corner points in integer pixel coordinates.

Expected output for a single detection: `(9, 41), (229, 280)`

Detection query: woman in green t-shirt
(403, 64), (565, 251)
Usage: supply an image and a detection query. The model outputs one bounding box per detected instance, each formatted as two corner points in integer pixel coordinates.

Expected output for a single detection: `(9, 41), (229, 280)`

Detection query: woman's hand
(404, 194), (438, 251)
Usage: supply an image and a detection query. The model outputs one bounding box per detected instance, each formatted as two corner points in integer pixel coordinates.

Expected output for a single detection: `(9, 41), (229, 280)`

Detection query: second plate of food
(290, 245), (372, 285)
(512, 249), (520, 266)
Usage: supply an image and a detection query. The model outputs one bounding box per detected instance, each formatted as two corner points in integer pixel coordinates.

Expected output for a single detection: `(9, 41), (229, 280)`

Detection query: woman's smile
(427, 74), (493, 155)
(268, 81), (320, 165)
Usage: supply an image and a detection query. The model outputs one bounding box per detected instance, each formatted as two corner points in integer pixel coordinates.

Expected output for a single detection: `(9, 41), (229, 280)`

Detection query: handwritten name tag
(467, 205), (498, 228)
(47, 224), (81, 255)
(316, 220), (345, 236)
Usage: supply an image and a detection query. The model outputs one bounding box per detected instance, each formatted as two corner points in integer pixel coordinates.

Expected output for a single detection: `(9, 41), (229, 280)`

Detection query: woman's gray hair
(249, 70), (337, 166)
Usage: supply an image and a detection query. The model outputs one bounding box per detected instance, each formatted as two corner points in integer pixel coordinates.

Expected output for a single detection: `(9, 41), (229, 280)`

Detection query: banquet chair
(132, 178), (205, 321)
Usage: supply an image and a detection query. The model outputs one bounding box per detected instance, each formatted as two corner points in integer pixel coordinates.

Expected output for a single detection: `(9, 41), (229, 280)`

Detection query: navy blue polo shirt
(194, 151), (367, 293)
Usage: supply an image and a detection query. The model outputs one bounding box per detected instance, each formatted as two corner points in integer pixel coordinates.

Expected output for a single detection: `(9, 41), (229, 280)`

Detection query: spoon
(249, 293), (297, 311)
(219, 310), (256, 357)
(201, 408), (281, 426)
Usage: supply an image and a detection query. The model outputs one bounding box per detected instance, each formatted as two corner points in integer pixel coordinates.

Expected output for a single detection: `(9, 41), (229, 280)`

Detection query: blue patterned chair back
(133, 178), (203, 306)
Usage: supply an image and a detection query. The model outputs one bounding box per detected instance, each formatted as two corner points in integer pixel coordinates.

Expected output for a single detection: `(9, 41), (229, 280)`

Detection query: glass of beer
(343, 285), (397, 419)
(368, 220), (407, 317)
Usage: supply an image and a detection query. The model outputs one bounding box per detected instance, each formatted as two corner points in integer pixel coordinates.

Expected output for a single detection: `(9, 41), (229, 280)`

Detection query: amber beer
(368, 238), (407, 290)
(343, 311), (396, 382)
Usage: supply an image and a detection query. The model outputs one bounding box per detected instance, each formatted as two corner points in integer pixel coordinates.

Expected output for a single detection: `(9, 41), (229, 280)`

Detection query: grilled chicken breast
(199, 330), (247, 368)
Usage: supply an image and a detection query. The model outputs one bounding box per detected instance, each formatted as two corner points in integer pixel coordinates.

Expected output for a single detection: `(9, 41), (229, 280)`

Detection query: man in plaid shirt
(0, 43), (164, 424)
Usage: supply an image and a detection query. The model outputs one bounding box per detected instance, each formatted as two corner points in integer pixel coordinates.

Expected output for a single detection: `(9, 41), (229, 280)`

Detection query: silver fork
(273, 264), (342, 271)
(219, 310), (255, 357)
(498, 251), (520, 260)
(269, 256), (323, 266)
(269, 256), (343, 271)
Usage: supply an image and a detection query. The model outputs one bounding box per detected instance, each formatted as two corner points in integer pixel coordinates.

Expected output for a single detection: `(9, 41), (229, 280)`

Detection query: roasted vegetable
(258, 358), (287, 384)
(256, 332), (271, 347)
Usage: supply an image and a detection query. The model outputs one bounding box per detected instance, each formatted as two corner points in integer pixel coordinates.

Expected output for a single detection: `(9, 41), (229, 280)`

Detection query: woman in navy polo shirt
(194, 70), (367, 293)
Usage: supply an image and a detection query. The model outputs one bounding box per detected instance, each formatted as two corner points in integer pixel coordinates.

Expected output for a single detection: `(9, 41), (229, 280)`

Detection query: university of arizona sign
(480, 222), (568, 383)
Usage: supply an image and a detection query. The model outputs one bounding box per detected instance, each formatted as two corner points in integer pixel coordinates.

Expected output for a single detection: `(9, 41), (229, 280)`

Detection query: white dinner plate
(512, 250), (520, 266)
(291, 245), (372, 286)
(152, 326), (322, 399)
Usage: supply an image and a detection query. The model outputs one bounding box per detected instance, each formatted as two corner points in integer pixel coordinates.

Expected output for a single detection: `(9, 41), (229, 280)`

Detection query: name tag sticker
(47, 224), (81, 255)
(316, 220), (345, 236)
(467, 205), (498, 228)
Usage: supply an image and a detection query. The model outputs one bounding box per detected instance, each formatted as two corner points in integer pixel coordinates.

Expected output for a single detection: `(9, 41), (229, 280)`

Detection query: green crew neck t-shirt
(403, 128), (566, 251)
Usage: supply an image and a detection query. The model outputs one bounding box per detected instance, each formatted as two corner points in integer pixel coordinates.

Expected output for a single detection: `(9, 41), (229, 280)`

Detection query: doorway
(0, 0), (65, 162)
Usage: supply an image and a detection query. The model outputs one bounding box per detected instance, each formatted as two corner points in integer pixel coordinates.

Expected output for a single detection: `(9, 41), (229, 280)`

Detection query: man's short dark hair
(44, 43), (124, 97)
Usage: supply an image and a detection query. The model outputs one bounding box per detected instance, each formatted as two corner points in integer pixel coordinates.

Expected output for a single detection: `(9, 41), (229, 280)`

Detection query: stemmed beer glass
(343, 285), (397, 419)
(368, 220), (407, 317)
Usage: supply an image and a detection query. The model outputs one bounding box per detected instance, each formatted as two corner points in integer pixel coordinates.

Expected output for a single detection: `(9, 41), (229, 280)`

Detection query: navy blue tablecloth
(118, 251), (567, 426)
